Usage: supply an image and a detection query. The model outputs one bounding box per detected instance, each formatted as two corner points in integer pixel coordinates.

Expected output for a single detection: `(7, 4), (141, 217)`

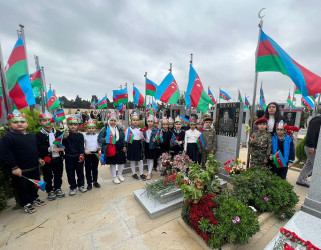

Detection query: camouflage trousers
(201, 150), (213, 167)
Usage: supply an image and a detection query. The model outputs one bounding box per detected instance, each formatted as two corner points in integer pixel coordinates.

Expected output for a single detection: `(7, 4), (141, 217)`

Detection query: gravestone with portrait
(240, 109), (250, 147)
(100, 110), (108, 122)
(215, 102), (244, 181)
(169, 105), (185, 119)
(208, 106), (216, 123)
(281, 108), (302, 147)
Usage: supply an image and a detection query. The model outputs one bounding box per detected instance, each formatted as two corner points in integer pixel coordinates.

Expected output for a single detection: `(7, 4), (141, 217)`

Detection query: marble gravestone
(215, 102), (244, 181)
(169, 105), (185, 118)
(240, 109), (250, 148)
(280, 108), (302, 147)
(100, 110), (108, 122)
(208, 106), (216, 123)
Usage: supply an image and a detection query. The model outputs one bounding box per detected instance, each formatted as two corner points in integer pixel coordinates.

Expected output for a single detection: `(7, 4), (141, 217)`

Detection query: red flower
(224, 162), (228, 165)
(43, 156), (51, 163)
(176, 136), (180, 140)
(163, 181), (167, 185)
(227, 160), (231, 164)
(243, 161), (246, 165)
(184, 180), (188, 184)
(217, 186), (222, 190)
(165, 175), (169, 179)
(79, 156), (85, 161)
(252, 135), (255, 138)
(232, 158), (235, 161)
(225, 166), (231, 172)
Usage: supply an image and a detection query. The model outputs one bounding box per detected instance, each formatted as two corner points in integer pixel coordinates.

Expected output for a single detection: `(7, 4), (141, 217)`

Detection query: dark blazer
(36, 128), (64, 159)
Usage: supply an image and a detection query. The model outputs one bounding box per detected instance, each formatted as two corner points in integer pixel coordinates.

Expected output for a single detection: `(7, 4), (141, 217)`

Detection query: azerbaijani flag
(53, 130), (66, 146)
(287, 92), (293, 106)
(146, 78), (158, 97)
(113, 88), (128, 104)
(53, 109), (66, 122)
(90, 101), (96, 109)
(117, 103), (125, 114)
(47, 89), (60, 110)
(294, 86), (301, 95)
(196, 134), (205, 149)
(256, 30), (321, 97)
(5, 36), (35, 110)
(208, 88), (216, 105)
(97, 96), (107, 109)
(113, 92), (119, 107)
(238, 90), (243, 102)
(180, 116), (189, 127)
(185, 65), (213, 113)
(29, 68), (43, 90)
(95, 153), (106, 165)
(133, 86), (145, 106)
(155, 130), (163, 144)
(169, 133), (178, 147)
(301, 96), (315, 109)
(125, 127), (134, 143)
(244, 97), (250, 109)
(273, 151), (287, 168)
(219, 90), (231, 101)
(155, 72), (180, 104)
(259, 87), (267, 110)
(106, 126), (116, 144)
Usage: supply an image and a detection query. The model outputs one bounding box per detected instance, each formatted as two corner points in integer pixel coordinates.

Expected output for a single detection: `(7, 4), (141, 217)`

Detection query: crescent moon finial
(258, 8), (265, 19)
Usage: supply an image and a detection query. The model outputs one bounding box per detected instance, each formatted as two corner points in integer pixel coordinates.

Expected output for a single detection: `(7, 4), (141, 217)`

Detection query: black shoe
(87, 184), (92, 191)
(140, 174), (147, 181)
(296, 182), (310, 188)
(132, 174), (139, 180)
(93, 182), (101, 188)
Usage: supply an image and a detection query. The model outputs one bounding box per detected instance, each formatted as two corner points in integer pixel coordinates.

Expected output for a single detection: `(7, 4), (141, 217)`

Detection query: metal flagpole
(18, 24), (34, 117)
(41, 67), (50, 112)
(34, 56), (45, 112)
(144, 72), (147, 120)
(190, 53), (193, 66)
(246, 8), (265, 168)
(218, 87), (221, 103)
(291, 84), (295, 106)
(0, 42), (12, 115)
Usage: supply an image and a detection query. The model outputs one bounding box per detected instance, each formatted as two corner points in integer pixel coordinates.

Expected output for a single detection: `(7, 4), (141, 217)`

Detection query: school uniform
(159, 129), (171, 154)
(127, 127), (143, 161)
(184, 129), (201, 163)
(170, 129), (185, 157)
(84, 133), (100, 185)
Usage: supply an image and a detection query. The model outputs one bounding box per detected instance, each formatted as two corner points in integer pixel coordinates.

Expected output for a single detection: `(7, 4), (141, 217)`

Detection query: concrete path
(0, 149), (309, 250)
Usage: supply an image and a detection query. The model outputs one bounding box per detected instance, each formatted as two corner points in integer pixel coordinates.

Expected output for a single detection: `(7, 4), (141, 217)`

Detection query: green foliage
(181, 202), (191, 225)
(96, 121), (104, 130)
(0, 156), (16, 211)
(296, 136), (307, 162)
(20, 108), (41, 134)
(180, 184), (202, 203)
(231, 166), (299, 220)
(139, 121), (145, 128)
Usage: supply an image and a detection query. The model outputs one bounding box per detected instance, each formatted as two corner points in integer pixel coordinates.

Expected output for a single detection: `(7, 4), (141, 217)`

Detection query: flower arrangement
(145, 173), (179, 200)
(224, 158), (246, 175)
(172, 154), (192, 173)
(157, 153), (172, 175)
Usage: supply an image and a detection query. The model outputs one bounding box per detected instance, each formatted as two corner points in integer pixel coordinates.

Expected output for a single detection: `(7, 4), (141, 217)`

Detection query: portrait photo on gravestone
(216, 103), (241, 137)
(283, 111), (296, 126)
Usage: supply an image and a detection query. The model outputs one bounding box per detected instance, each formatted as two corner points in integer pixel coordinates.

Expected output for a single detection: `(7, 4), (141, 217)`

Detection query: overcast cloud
(1, 0), (321, 106)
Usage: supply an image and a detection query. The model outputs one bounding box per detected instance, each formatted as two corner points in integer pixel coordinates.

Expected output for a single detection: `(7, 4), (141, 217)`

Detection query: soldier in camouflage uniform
(249, 117), (271, 167)
(201, 115), (217, 167)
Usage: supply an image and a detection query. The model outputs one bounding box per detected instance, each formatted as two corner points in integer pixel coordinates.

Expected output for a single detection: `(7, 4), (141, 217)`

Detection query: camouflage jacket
(249, 130), (271, 163)
(201, 128), (217, 152)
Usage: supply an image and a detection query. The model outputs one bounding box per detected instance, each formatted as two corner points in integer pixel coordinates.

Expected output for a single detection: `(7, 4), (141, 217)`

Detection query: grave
(169, 105), (185, 118)
(240, 109), (250, 147)
(280, 108), (302, 147)
(208, 106), (216, 123)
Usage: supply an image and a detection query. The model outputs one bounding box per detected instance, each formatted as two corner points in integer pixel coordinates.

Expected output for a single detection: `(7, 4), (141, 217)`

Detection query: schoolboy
(201, 115), (217, 167)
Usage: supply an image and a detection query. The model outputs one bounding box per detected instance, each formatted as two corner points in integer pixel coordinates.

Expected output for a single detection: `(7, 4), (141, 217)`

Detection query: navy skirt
(105, 140), (127, 165)
(187, 143), (199, 163)
(144, 142), (156, 159)
(127, 140), (143, 161)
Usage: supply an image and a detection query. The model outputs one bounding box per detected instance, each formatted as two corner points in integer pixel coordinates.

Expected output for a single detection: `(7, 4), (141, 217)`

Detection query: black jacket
(62, 131), (84, 156)
(35, 128), (64, 159)
(305, 115), (321, 148)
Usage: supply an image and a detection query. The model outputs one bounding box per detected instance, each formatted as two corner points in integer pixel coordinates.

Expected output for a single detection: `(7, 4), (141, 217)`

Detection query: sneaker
(69, 188), (77, 196)
(146, 174), (152, 180)
(79, 186), (87, 193)
(87, 184), (92, 191)
(113, 177), (120, 184)
(140, 174), (147, 181)
(132, 174), (139, 180)
(93, 182), (101, 188)
(118, 175), (125, 182)
(23, 203), (36, 214)
(296, 182), (310, 188)
(48, 191), (56, 201)
(33, 198), (45, 207)
(55, 188), (65, 198)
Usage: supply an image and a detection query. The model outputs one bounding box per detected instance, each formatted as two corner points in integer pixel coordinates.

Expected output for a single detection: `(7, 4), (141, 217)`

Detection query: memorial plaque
(281, 108), (302, 147)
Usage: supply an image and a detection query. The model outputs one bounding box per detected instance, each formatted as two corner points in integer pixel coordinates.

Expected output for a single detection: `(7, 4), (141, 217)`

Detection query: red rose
(79, 156), (85, 161)
(243, 161), (246, 164)
(163, 181), (167, 185)
(176, 136), (179, 140)
(217, 186), (222, 190)
(252, 135), (255, 138)
(232, 159), (235, 161)
(44, 156), (51, 163)
(184, 180), (188, 184)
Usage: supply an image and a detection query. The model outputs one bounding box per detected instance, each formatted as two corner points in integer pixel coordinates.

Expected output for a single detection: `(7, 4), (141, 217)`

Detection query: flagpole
(41, 66), (50, 112)
(168, 63), (172, 110)
(190, 53), (193, 66)
(291, 84), (295, 106)
(144, 72), (147, 120)
(218, 87), (221, 103)
(34, 56), (45, 113)
(246, 8), (265, 168)
(18, 24), (34, 118)
(0, 42), (12, 115)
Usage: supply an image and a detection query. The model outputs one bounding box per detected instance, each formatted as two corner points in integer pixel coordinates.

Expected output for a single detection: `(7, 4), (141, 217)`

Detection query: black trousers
(65, 155), (84, 189)
(271, 165), (288, 180)
(85, 153), (99, 184)
(13, 168), (40, 206)
(42, 156), (64, 193)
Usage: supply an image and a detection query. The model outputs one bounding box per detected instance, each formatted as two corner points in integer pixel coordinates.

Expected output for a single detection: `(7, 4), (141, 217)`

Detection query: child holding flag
(184, 118), (201, 163)
(127, 113), (146, 180)
(143, 115), (158, 180)
(201, 115), (217, 167)
(159, 118), (171, 154)
(98, 113), (127, 184)
(1, 110), (46, 213)
(63, 116), (86, 195)
(269, 121), (295, 179)
(170, 116), (185, 157)
(36, 111), (65, 201)
(84, 119), (101, 190)
(168, 117), (174, 131)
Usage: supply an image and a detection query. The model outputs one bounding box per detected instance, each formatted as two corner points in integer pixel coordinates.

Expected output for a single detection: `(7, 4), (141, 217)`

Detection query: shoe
(87, 184), (92, 191)
(146, 174), (152, 180)
(23, 203), (36, 214)
(69, 188), (77, 196)
(55, 188), (65, 198)
(140, 174), (147, 181)
(33, 198), (45, 207)
(132, 174), (139, 180)
(48, 191), (56, 201)
(296, 182), (310, 188)
(93, 182), (101, 188)
(113, 177), (120, 184)
(308, 173), (312, 177)
(79, 186), (87, 193)
(118, 175), (125, 182)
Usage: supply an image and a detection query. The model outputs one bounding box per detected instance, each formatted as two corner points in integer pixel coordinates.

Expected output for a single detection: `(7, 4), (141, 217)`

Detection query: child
(201, 115), (217, 167)
(84, 119), (101, 190)
(269, 121), (294, 179)
(184, 118), (201, 163)
(170, 116), (185, 157)
(159, 118), (171, 155)
(98, 113), (127, 184)
(1, 110), (46, 213)
(127, 113), (146, 180)
(154, 117), (160, 130)
(36, 111), (65, 201)
(144, 115), (158, 180)
(62, 116), (86, 195)
(168, 117), (174, 131)
(196, 119), (204, 132)
(249, 117), (271, 167)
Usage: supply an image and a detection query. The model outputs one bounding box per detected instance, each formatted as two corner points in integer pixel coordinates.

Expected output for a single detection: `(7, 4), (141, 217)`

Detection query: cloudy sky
(1, 0), (321, 106)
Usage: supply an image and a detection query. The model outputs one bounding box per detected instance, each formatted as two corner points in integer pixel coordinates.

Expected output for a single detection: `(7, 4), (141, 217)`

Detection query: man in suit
(219, 110), (234, 133)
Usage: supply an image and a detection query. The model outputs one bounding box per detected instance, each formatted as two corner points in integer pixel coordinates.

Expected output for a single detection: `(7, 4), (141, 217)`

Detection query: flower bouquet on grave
(224, 158), (246, 176)
(157, 153), (172, 175)
(172, 154), (192, 173)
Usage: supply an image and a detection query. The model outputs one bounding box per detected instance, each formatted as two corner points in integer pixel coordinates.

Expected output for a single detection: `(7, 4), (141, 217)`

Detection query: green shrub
(97, 121), (104, 129)
(296, 136), (307, 162)
(20, 108), (41, 134)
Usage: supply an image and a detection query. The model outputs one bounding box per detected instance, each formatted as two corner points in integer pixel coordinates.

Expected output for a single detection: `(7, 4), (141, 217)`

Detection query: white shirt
(267, 116), (275, 133)
(184, 129), (201, 151)
(145, 129), (152, 143)
(132, 127), (143, 140)
(48, 132), (59, 158)
(84, 133), (100, 152)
